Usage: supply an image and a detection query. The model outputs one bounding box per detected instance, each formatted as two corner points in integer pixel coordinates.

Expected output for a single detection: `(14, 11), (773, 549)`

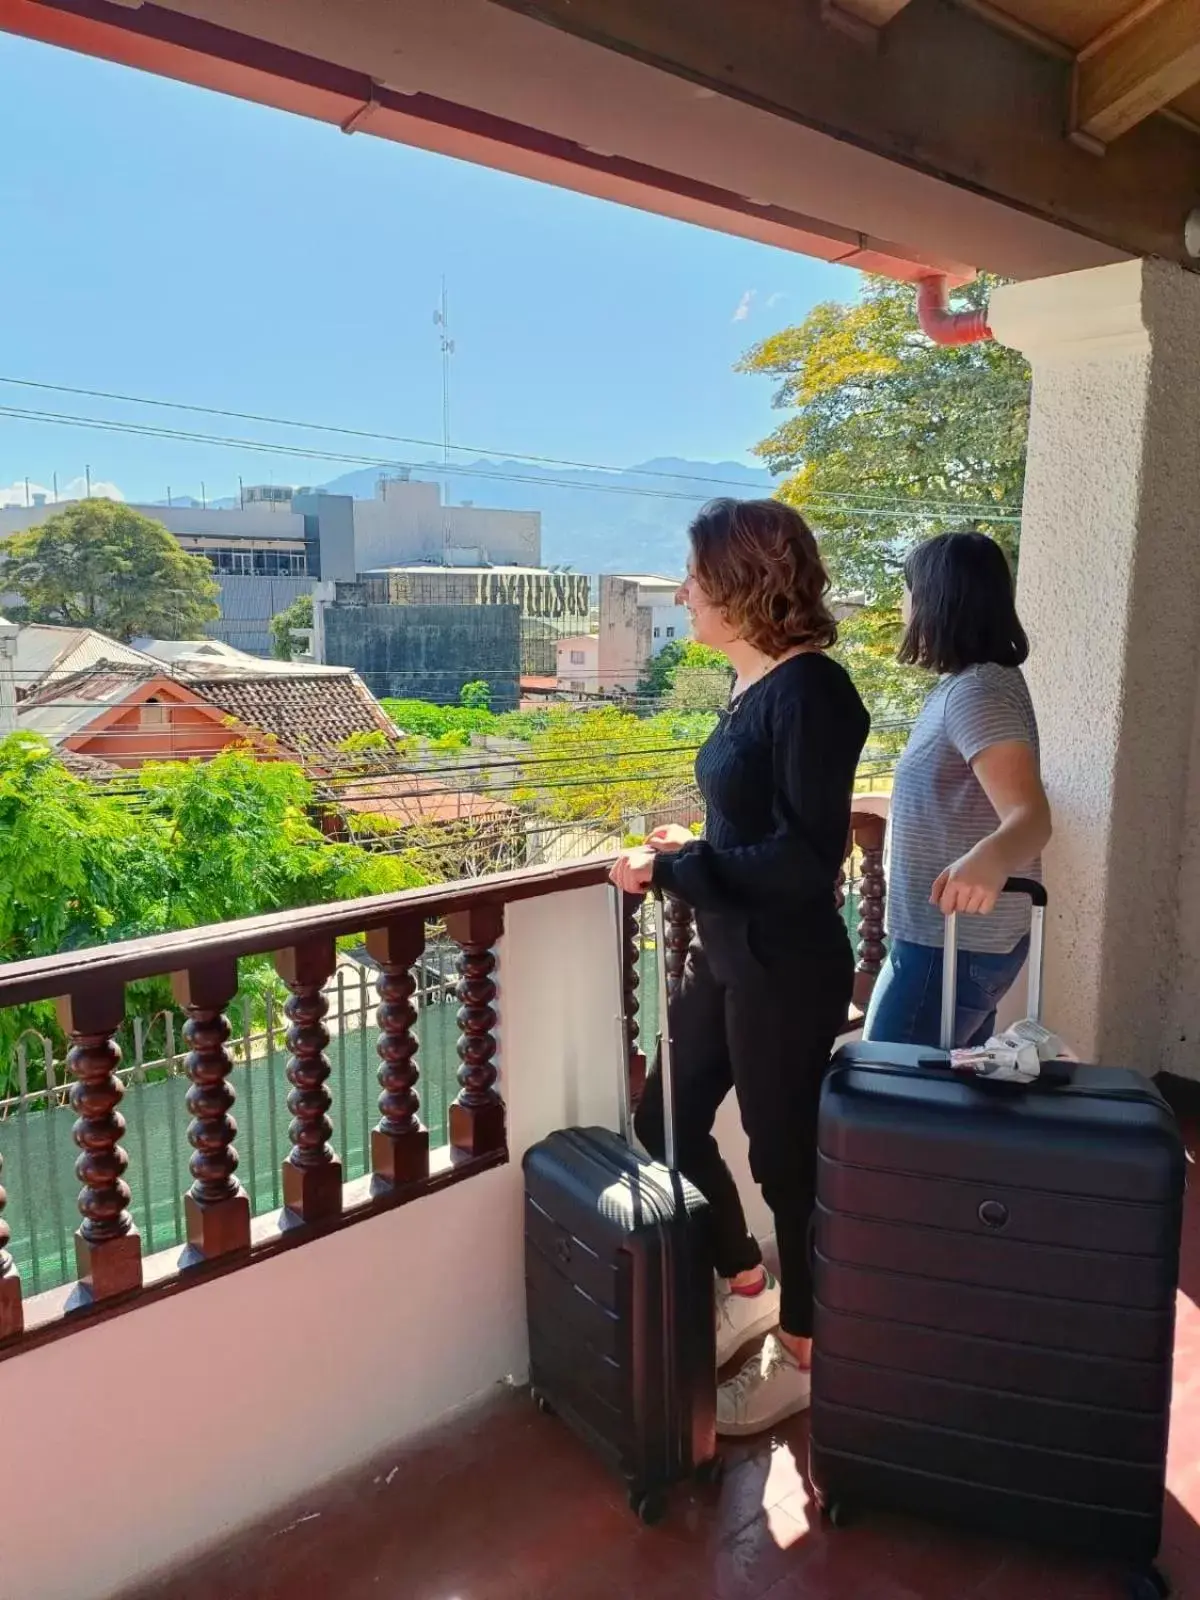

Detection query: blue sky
(0, 32), (858, 507)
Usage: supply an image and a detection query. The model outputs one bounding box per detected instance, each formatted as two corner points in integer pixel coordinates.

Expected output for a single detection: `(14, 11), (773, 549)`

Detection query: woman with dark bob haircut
(863, 529), (1051, 1048)
(610, 498), (868, 1437)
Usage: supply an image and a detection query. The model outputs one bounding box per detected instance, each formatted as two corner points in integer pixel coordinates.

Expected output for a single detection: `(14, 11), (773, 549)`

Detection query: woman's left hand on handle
(931, 840), (1008, 917)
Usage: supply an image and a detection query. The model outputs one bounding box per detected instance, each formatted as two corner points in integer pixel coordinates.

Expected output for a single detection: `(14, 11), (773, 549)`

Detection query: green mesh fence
(0, 976), (464, 1297)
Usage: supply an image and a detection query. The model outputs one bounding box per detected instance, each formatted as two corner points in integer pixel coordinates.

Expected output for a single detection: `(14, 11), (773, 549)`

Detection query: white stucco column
(990, 259), (1200, 1074)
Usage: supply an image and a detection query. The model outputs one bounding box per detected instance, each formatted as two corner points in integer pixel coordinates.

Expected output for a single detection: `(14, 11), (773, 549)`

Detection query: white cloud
(732, 289), (756, 323)
(765, 292), (787, 309)
(0, 477), (125, 509)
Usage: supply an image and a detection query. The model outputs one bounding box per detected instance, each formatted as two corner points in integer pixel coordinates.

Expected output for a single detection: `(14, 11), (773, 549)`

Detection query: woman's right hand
(609, 847), (656, 895)
(645, 824), (693, 853)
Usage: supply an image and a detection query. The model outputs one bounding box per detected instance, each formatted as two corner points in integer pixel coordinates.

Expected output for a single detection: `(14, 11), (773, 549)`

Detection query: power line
(0, 397), (1023, 521)
(0, 373), (1024, 513)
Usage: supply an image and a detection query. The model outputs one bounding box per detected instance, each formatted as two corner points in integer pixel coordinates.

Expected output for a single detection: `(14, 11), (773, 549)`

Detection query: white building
(348, 476), (540, 570)
(0, 477), (542, 655)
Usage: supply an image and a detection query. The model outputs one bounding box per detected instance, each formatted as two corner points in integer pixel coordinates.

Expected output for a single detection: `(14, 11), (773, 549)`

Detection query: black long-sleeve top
(652, 652), (869, 955)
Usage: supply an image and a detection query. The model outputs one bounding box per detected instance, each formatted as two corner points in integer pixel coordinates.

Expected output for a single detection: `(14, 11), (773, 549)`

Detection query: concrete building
(321, 594), (522, 711)
(344, 475), (539, 570)
(555, 633), (600, 698)
(356, 564), (589, 677)
(0, 477), (541, 656)
(596, 574), (687, 695)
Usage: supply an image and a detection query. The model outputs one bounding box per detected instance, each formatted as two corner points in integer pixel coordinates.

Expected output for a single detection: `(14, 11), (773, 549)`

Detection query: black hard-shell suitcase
(810, 880), (1186, 1600)
(522, 888), (719, 1523)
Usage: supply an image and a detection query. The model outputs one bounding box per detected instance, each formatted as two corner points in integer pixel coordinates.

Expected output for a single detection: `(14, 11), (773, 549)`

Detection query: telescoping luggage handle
(940, 876), (1047, 1053)
(651, 887), (679, 1174)
(609, 884), (680, 1172)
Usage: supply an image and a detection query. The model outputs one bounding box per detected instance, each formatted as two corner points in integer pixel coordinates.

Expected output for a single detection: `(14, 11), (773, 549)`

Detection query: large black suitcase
(523, 888), (719, 1523)
(810, 881), (1186, 1599)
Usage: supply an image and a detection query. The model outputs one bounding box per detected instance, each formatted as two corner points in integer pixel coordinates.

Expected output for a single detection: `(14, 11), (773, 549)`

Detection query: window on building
(653, 627), (660, 638)
(569, 650), (585, 665)
(203, 545), (306, 578)
(666, 626), (675, 638)
(570, 680), (586, 692)
(141, 700), (170, 729)
(208, 548), (253, 576)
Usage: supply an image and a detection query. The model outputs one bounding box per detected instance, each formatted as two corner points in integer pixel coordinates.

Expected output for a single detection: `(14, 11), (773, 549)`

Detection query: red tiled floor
(125, 1118), (1200, 1600)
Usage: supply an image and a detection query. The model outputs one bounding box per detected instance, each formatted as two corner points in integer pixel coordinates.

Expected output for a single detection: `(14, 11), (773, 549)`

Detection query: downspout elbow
(916, 274), (992, 346)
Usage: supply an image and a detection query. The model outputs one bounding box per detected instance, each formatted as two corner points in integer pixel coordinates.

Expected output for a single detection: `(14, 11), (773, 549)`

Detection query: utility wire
(0, 374), (1025, 515)
(0, 401), (1023, 521)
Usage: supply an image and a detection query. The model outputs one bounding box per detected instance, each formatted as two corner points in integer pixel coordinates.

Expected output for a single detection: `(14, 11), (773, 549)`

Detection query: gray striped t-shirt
(886, 663), (1041, 954)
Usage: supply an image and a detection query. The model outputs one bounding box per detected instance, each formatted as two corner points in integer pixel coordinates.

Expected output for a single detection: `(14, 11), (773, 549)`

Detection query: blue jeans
(862, 935), (1031, 1050)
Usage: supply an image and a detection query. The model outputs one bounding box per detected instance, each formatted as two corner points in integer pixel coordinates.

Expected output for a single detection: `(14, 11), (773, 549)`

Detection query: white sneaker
(716, 1334), (811, 1438)
(714, 1271), (781, 1368)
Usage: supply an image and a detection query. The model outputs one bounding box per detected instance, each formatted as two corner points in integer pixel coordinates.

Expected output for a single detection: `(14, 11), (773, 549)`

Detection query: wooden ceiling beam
(489, 0), (1200, 269)
(821, 0), (914, 44)
(1072, 0), (1200, 147)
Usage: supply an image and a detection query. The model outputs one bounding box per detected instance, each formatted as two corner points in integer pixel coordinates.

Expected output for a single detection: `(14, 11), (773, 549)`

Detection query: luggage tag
(918, 1019), (1075, 1088)
(948, 1042), (1042, 1084)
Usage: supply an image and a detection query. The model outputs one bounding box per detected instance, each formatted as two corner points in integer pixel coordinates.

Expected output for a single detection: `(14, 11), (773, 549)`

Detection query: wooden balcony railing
(0, 804), (887, 1361)
(0, 860), (612, 1358)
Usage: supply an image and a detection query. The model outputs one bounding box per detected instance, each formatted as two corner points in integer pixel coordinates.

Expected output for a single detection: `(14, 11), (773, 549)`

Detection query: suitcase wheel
(694, 1455), (725, 1488)
(822, 1499), (852, 1530)
(1127, 1565), (1171, 1600)
(628, 1487), (669, 1526)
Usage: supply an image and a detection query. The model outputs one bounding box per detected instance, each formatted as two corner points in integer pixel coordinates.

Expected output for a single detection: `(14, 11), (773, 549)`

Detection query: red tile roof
(331, 775), (519, 827)
(181, 670), (396, 754)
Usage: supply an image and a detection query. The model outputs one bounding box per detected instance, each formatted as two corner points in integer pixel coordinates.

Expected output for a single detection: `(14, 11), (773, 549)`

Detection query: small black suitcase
(523, 887), (719, 1523)
(810, 880), (1186, 1600)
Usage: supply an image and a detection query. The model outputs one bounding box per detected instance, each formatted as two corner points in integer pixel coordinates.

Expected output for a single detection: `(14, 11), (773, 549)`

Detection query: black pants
(634, 920), (854, 1339)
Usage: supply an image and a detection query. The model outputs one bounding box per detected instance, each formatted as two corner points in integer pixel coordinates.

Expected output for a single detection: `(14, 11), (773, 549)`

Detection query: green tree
(459, 679), (491, 711)
(269, 592), (314, 661)
(0, 732), (173, 964)
(1, 500), (220, 641)
(134, 745), (424, 927)
(738, 274), (1029, 717)
(639, 638), (730, 703)
(0, 735), (426, 1085)
(512, 706), (709, 826)
(379, 698), (495, 742)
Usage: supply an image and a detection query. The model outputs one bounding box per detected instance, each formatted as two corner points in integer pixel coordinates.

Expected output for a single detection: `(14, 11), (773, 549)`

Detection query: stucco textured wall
(992, 260), (1200, 1074)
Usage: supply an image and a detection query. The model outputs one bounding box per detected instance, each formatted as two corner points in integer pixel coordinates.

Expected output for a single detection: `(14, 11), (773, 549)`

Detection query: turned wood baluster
(444, 905), (506, 1158)
(663, 895), (694, 1001)
(172, 957), (250, 1258)
(275, 938), (343, 1222)
(58, 985), (143, 1300)
(365, 917), (429, 1187)
(852, 813), (887, 1010)
(622, 893), (647, 1108)
(0, 1151), (22, 1340)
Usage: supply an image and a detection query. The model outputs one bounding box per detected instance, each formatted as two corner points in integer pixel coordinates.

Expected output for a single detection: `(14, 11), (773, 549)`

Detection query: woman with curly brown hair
(610, 497), (868, 1437)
